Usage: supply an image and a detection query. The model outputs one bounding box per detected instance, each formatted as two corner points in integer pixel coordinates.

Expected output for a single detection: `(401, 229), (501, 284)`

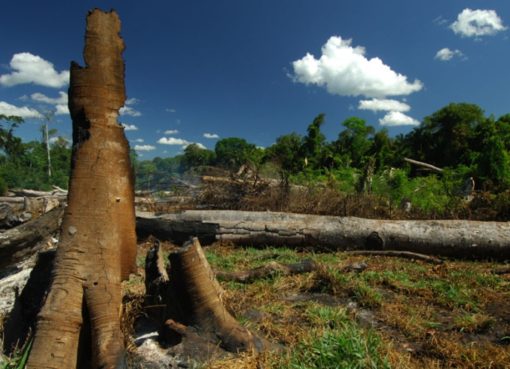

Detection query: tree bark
(145, 238), (269, 353)
(136, 210), (510, 260)
(27, 9), (136, 369)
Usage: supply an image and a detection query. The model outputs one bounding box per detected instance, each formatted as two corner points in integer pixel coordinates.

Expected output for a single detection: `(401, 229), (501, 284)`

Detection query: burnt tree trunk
(27, 10), (136, 369)
(137, 210), (510, 260)
(145, 238), (268, 353)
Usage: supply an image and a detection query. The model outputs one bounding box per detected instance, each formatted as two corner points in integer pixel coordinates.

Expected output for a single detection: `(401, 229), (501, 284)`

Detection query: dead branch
(404, 157), (444, 173)
(346, 250), (444, 264)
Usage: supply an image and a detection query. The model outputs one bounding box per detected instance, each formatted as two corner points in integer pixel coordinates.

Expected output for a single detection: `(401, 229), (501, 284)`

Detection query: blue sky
(0, 1), (509, 159)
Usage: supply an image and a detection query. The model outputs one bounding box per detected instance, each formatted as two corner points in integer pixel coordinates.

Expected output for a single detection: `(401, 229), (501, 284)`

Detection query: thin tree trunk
(136, 210), (510, 260)
(27, 9), (136, 369)
(45, 122), (52, 179)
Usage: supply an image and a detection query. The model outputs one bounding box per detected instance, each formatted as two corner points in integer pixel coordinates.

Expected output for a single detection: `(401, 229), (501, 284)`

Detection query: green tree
(334, 117), (374, 168)
(0, 114), (24, 159)
(215, 137), (258, 170)
(408, 103), (484, 167)
(301, 114), (326, 168)
(266, 133), (303, 174)
(369, 129), (394, 170)
(181, 143), (215, 170)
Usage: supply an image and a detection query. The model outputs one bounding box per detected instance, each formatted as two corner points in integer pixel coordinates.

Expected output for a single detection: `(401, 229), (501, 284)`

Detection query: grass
(203, 244), (510, 369)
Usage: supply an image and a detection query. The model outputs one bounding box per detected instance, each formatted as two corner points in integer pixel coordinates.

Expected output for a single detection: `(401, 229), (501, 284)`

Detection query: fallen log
(0, 206), (63, 269)
(136, 210), (510, 260)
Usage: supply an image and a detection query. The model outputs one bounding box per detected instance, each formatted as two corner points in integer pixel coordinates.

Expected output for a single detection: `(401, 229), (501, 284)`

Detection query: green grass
(272, 304), (390, 369)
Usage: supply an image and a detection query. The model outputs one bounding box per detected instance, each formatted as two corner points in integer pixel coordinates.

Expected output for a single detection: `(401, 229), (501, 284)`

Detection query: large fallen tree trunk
(136, 210), (510, 260)
(28, 9), (137, 369)
(0, 206), (63, 269)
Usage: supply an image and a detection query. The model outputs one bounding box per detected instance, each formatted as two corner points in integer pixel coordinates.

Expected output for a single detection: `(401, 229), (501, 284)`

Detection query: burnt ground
(123, 241), (510, 369)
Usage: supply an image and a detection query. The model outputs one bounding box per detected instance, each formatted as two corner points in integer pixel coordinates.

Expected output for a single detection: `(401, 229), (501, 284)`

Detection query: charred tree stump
(145, 238), (268, 353)
(27, 10), (136, 369)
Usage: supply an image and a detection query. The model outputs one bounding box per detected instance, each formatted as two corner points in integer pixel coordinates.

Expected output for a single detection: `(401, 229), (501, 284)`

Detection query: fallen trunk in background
(136, 210), (510, 260)
(0, 206), (63, 270)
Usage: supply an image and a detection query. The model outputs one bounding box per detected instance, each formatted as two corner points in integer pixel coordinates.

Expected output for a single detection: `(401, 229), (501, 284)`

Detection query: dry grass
(201, 245), (510, 369)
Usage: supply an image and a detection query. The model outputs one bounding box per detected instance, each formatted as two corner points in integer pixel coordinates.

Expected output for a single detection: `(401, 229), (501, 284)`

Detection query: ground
(124, 241), (510, 369)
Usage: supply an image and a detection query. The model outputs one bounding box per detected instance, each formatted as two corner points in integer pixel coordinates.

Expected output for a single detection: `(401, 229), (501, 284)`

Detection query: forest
(3, 102), (510, 219)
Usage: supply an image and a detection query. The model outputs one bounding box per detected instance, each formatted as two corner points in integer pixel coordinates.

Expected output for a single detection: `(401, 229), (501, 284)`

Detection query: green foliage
(266, 132), (303, 174)
(1, 338), (32, 369)
(334, 116), (374, 168)
(181, 143), (215, 171)
(407, 103), (484, 168)
(214, 137), (258, 170)
(275, 305), (390, 369)
(301, 114), (326, 169)
(0, 176), (7, 195)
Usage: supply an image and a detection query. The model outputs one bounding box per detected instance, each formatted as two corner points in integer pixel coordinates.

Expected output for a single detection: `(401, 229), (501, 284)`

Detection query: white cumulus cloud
(158, 137), (190, 146)
(134, 145), (155, 152)
(164, 129), (179, 135)
(379, 111), (419, 127)
(193, 143), (207, 149)
(121, 123), (138, 131)
(120, 97), (141, 117)
(0, 101), (42, 118)
(450, 9), (507, 37)
(119, 106), (141, 117)
(434, 48), (464, 61)
(157, 136), (206, 149)
(292, 36), (423, 98)
(203, 132), (219, 139)
(31, 91), (68, 105)
(30, 92), (69, 115)
(0, 53), (69, 88)
(133, 138), (144, 143)
(55, 104), (69, 115)
(358, 99), (410, 112)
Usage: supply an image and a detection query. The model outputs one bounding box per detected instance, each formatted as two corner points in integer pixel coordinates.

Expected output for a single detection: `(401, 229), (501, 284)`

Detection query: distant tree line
(0, 114), (71, 193)
(135, 103), (510, 193)
(2, 103), (510, 196)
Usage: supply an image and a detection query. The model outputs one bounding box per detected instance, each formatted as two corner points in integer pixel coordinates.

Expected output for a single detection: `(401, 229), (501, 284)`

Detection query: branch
(404, 157), (443, 173)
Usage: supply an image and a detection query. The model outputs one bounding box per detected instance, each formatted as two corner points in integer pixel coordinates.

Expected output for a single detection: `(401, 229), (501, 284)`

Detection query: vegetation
(201, 244), (510, 369)
(0, 115), (71, 192)
(3, 103), (510, 219)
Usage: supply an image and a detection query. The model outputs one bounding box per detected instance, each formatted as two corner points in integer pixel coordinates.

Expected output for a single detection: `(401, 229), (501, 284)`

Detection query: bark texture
(145, 238), (269, 353)
(169, 238), (267, 352)
(137, 210), (510, 260)
(0, 206), (63, 269)
(27, 9), (136, 369)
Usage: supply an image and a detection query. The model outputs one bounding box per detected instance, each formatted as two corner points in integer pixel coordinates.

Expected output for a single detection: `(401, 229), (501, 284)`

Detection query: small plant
(274, 305), (390, 369)
(1, 339), (32, 369)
